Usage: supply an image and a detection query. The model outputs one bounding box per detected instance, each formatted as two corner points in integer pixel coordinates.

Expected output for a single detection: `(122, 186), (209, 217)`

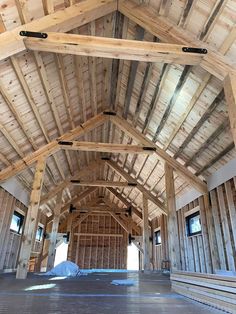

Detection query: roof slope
(0, 0), (235, 222)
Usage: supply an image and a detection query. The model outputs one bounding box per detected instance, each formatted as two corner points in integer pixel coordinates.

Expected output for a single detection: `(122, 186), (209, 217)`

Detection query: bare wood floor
(0, 272), (225, 314)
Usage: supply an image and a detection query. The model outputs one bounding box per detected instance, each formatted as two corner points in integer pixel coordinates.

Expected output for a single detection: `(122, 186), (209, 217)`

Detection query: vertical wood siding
(152, 177), (236, 273)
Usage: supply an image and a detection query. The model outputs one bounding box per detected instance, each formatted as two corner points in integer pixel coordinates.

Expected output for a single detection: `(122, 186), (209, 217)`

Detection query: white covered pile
(44, 261), (81, 277)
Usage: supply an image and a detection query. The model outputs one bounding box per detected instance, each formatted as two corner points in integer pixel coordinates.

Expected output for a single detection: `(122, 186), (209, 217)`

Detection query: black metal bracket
(126, 206), (132, 216)
(143, 146), (156, 151)
(69, 204), (76, 213)
(101, 156), (110, 160)
(182, 47), (207, 54)
(128, 233), (135, 245)
(19, 31), (48, 39)
(103, 111), (116, 116)
(66, 232), (70, 243)
(71, 180), (80, 184)
(58, 141), (73, 146)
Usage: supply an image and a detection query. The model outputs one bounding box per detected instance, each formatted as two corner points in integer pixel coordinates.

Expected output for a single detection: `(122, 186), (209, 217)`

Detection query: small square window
(10, 211), (24, 234)
(186, 212), (201, 236)
(36, 226), (43, 241)
(154, 230), (161, 245)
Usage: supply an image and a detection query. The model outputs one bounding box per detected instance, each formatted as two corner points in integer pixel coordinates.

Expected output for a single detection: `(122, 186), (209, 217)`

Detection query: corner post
(165, 162), (181, 271)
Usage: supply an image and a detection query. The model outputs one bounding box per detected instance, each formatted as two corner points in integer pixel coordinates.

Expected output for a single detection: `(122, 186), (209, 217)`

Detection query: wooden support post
(46, 191), (63, 271)
(165, 162), (181, 271)
(67, 212), (74, 261)
(16, 157), (46, 279)
(224, 72), (236, 147)
(142, 194), (150, 271)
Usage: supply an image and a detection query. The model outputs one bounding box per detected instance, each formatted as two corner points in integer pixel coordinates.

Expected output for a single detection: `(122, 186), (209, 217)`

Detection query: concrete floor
(0, 271), (225, 314)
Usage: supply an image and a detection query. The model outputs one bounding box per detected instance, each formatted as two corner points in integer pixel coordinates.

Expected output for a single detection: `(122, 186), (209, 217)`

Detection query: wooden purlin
(0, 113), (108, 183)
(0, 0), (117, 62)
(118, 0), (234, 81)
(109, 113), (208, 194)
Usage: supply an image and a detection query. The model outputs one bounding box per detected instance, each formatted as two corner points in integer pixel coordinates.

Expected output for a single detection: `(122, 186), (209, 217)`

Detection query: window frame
(154, 228), (161, 246)
(186, 210), (202, 237)
(35, 224), (44, 242)
(10, 210), (24, 235)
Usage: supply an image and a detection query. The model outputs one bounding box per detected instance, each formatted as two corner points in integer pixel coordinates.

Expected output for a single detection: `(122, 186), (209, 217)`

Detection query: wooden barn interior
(0, 0), (236, 313)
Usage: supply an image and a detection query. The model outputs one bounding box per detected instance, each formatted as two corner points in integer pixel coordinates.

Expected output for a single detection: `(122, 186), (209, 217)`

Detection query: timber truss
(0, 0), (236, 278)
(0, 0), (235, 193)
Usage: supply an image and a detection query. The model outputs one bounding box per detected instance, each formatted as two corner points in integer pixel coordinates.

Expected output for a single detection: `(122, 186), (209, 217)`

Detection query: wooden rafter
(25, 32), (205, 65)
(109, 114), (208, 194)
(123, 25), (145, 118)
(0, 14), (59, 183)
(110, 11), (124, 110)
(11, 0), (70, 184)
(106, 159), (167, 214)
(0, 0), (116, 62)
(88, 21), (97, 116)
(106, 187), (143, 220)
(0, 113), (107, 182)
(224, 72), (236, 147)
(40, 160), (102, 205)
(38, 3), (77, 179)
(118, 0), (235, 81)
(48, 187), (97, 224)
(174, 90), (225, 160)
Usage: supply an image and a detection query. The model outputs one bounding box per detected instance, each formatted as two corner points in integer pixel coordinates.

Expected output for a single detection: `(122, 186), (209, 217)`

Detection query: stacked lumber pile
(171, 271), (236, 313)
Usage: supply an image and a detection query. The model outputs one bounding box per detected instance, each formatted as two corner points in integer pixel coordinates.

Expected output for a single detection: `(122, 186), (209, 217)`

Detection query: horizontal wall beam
(25, 32), (205, 65)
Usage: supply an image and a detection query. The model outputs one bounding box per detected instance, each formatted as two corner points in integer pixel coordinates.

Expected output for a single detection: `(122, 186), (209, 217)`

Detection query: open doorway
(127, 243), (139, 270)
(54, 242), (68, 267)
